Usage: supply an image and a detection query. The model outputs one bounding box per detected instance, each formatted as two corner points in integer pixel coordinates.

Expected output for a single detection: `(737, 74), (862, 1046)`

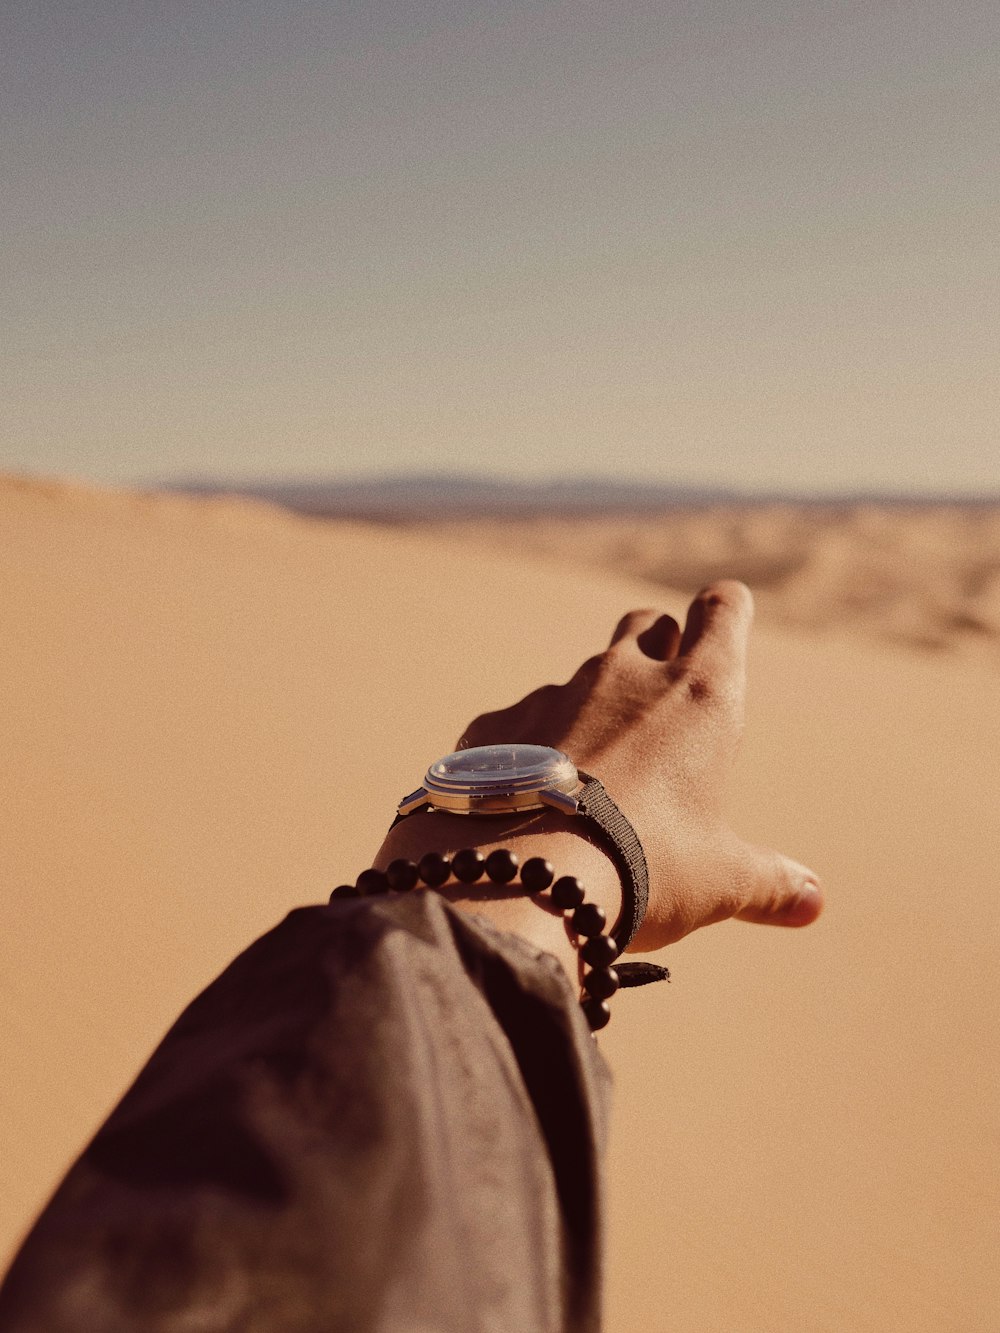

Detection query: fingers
(678, 580), (754, 684)
(608, 608), (660, 646)
(727, 837), (824, 929)
(638, 615), (682, 661)
(608, 585), (752, 671)
(608, 608), (682, 662)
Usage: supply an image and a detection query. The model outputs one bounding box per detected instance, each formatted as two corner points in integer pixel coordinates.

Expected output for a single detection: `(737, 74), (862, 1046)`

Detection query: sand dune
(412, 504), (1000, 660)
(2, 476), (998, 1330)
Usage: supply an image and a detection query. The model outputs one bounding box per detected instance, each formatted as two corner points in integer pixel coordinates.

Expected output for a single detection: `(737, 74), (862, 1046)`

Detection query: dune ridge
(11, 474), (999, 657)
(405, 504), (1000, 659)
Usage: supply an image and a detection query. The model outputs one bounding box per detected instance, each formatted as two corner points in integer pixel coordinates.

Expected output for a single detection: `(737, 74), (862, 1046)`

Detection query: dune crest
(415, 503), (1000, 659)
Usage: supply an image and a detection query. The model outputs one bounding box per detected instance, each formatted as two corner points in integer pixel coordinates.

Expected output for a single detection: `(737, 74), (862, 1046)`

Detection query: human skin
(375, 581), (822, 988)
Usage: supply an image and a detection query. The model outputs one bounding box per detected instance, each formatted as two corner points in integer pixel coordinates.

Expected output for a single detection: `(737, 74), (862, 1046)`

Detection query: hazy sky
(4, 0), (998, 493)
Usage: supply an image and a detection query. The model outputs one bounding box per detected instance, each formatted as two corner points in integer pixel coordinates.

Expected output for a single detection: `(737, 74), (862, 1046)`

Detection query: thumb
(728, 839), (824, 928)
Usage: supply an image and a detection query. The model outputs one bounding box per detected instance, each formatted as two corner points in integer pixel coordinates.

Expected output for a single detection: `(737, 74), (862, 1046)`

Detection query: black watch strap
(575, 772), (648, 954)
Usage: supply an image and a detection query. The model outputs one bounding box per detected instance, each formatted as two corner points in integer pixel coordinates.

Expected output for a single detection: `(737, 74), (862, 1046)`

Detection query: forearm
(373, 809), (624, 990)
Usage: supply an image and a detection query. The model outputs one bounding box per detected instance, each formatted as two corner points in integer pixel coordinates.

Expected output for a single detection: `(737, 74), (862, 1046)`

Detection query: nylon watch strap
(574, 771), (648, 954)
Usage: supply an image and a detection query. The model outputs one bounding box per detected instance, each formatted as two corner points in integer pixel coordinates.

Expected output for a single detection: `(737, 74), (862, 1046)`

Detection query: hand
(458, 582), (823, 953)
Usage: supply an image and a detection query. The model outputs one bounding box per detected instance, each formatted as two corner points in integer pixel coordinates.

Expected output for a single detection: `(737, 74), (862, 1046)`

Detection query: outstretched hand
(458, 581), (822, 954)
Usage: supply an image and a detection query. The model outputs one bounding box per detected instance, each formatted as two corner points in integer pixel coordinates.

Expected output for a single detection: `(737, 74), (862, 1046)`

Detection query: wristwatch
(393, 743), (649, 953)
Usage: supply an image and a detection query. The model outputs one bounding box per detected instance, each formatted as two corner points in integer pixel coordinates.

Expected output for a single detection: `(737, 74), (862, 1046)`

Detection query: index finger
(677, 581), (754, 686)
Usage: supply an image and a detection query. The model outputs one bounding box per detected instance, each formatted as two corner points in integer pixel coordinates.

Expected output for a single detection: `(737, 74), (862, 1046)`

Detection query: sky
(3, 0), (998, 495)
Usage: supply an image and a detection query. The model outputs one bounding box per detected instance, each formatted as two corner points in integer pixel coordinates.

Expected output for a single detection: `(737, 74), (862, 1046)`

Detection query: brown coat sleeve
(0, 893), (612, 1332)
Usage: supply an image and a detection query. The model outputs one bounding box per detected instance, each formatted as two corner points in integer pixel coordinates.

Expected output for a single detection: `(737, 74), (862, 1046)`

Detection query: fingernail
(789, 877), (823, 924)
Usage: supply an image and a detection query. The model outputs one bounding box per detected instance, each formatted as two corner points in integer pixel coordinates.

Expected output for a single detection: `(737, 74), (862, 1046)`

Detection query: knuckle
(458, 707), (502, 744)
(459, 682), (559, 745)
(570, 651), (611, 688)
(611, 608), (659, 645)
(618, 606), (659, 627)
(462, 710), (491, 734)
(686, 674), (714, 705)
(534, 682), (562, 708)
(732, 846), (793, 918)
(666, 660), (745, 714)
(665, 660), (716, 704)
(515, 683), (562, 723)
(727, 856), (762, 915)
(697, 579), (753, 613)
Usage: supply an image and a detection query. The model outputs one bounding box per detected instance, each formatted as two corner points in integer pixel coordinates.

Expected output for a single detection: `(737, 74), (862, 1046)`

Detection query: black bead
(550, 876), (585, 910)
(452, 848), (486, 883)
(386, 858), (419, 891)
(418, 851), (452, 887)
(329, 884), (360, 900)
(520, 857), (554, 893)
(356, 868), (389, 896)
(485, 848), (519, 883)
(580, 934), (620, 968)
(583, 965), (620, 1000)
(570, 902), (607, 937)
(581, 997), (612, 1031)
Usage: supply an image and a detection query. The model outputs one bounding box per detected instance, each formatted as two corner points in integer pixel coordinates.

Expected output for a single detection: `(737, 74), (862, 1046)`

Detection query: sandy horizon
(2, 474), (997, 1329)
(398, 501), (1000, 666)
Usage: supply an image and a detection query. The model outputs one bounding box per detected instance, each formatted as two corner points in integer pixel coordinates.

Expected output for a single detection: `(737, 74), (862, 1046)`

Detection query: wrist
(374, 809), (623, 988)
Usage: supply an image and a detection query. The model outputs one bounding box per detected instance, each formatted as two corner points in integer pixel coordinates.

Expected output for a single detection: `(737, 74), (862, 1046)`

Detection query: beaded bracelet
(330, 846), (621, 1031)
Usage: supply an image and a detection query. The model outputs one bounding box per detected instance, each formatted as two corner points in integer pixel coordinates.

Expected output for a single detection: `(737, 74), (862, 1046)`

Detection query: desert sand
(403, 503), (1000, 663)
(2, 474), (998, 1331)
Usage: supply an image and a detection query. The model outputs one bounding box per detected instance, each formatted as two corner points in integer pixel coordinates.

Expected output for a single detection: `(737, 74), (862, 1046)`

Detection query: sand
(2, 474), (998, 1330)
(406, 503), (1000, 662)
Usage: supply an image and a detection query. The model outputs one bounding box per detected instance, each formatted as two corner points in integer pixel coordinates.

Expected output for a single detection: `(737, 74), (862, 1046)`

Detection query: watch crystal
(430, 744), (568, 787)
(421, 744), (579, 811)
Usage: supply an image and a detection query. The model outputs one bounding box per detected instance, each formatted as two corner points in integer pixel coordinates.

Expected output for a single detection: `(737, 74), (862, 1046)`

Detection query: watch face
(423, 744), (578, 810)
